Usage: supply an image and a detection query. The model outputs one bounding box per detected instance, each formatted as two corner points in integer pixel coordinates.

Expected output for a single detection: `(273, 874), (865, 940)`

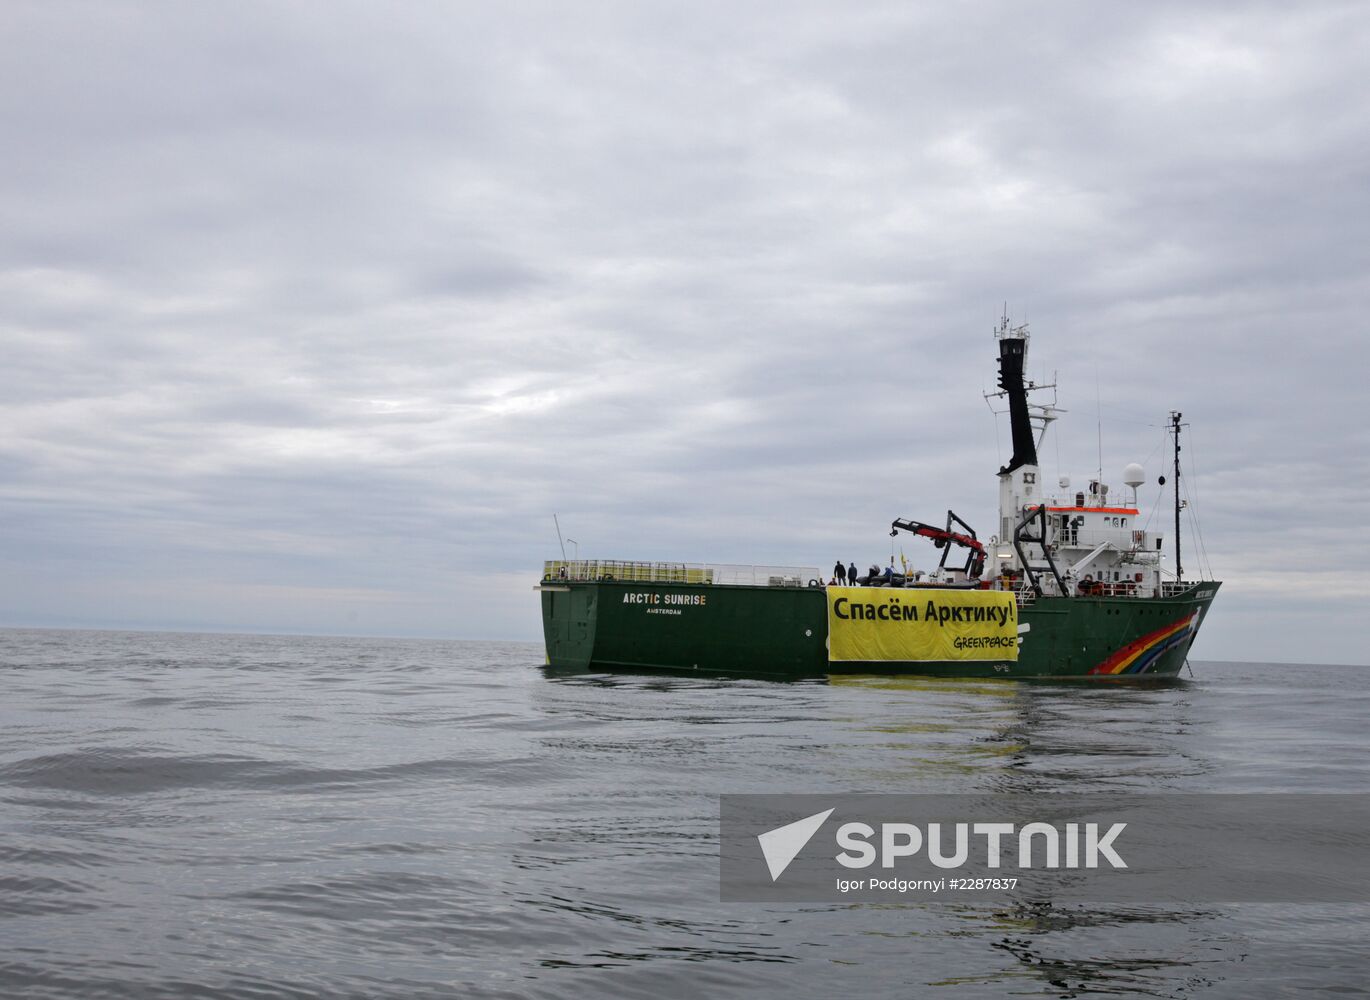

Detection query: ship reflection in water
(531, 661), (1365, 998)
(823, 674), (1224, 997)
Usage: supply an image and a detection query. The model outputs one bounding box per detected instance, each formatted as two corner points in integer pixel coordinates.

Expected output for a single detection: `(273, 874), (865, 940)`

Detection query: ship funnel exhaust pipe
(997, 333), (1038, 475)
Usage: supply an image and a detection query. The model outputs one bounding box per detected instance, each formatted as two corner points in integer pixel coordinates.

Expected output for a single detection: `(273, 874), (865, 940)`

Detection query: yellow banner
(827, 587), (1019, 662)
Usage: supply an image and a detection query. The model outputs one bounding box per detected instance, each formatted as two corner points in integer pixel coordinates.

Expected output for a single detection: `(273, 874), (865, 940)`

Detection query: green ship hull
(540, 319), (1221, 680)
(539, 579), (1220, 680)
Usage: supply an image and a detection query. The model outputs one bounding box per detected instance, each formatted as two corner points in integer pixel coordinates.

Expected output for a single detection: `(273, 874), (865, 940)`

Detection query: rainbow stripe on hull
(1088, 612), (1199, 676)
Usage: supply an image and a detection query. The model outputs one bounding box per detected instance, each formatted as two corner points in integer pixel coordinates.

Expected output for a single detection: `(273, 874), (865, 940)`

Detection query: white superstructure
(987, 319), (1167, 599)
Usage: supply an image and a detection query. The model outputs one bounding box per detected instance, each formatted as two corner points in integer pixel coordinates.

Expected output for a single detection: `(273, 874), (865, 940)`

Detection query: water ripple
(1, 629), (1367, 998)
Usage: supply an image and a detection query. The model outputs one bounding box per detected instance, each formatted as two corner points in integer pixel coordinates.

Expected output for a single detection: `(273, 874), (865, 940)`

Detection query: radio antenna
(552, 514), (567, 561)
(1095, 364), (1103, 487)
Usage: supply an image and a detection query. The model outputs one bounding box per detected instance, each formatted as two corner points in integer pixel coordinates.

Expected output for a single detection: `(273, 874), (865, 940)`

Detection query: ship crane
(889, 510), (987, 580)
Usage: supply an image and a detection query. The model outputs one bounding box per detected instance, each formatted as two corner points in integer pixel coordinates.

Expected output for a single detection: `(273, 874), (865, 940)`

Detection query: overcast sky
(3, 2), (1367, 664)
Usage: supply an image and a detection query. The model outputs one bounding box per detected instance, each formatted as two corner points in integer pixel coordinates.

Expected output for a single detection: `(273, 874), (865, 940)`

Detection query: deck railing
(1159, 580), (1204, 597)
(542, 560), (822, 587)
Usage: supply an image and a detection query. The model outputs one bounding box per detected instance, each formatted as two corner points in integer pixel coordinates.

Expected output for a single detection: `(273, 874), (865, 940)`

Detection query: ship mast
(1170, 410), (1185, 583)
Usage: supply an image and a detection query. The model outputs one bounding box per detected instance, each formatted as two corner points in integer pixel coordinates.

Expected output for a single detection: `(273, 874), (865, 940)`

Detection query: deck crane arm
(889, 509), (986, 578)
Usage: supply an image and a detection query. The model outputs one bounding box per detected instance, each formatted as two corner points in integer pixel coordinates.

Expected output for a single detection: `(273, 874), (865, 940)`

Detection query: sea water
(1, 628), (1366, 998)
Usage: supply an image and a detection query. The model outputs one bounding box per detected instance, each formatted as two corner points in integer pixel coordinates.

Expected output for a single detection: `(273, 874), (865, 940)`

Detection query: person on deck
(834, 561), (847, 585)
(848, 562), (859, 586)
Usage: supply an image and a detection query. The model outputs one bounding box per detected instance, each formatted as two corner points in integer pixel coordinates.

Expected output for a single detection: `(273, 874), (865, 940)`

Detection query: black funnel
(996, 336), (1038, 475)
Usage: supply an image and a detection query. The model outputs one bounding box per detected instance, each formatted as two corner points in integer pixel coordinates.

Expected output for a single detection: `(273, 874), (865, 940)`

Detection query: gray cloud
(2, 2), (1367, 660)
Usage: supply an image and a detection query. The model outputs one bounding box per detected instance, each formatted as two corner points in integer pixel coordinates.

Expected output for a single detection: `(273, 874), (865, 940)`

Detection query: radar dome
(1123, 463), (1145, 488)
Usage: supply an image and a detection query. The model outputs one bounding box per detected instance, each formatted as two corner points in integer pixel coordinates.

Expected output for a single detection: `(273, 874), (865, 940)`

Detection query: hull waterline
(540, 579), (1219, 680)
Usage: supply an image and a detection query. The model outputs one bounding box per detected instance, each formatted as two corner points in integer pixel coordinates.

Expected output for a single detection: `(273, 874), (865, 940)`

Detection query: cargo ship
(538, 319), (1219, 679)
